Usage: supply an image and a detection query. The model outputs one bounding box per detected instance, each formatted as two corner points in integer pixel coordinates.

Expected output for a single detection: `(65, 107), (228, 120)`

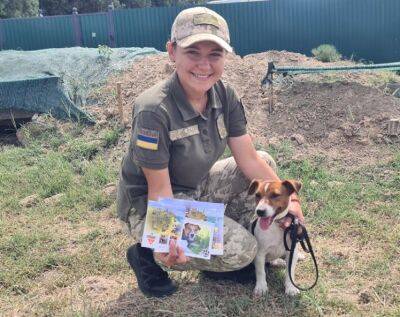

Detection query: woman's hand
(278, 199), (305, 229)
(153, 239), (189, 268)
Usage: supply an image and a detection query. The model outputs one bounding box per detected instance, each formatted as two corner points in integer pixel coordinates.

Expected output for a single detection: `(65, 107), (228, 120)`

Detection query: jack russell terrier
(248, 179), (302, 297)
(181, 223), (201, 247)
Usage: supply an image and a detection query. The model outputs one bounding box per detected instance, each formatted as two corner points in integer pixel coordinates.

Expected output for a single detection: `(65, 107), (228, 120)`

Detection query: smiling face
(167, 40), (226, 98)
(248, 180), (301, 230)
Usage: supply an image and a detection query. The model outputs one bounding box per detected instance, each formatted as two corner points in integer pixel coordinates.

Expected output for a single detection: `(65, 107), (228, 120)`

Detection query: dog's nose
(256, 209), (266, 217)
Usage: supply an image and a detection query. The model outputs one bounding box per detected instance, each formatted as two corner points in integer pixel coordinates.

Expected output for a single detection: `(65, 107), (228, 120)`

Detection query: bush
(97, 44), (112, 61)
(311, 44), (342, 62)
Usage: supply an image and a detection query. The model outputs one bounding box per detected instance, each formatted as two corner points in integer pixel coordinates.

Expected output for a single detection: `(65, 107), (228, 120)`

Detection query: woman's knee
(221, 233), (257, 271)
(218, 216), (258, 271)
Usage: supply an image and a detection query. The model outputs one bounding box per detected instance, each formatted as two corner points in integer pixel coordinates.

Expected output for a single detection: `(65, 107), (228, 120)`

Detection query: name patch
(193, 13), (220, 28)
(217, 115), (227, 139)
(136, 128), (159, 150)
(169, 125), (199, 141)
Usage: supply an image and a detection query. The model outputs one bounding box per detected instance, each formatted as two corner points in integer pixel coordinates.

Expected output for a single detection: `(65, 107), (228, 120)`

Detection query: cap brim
(177, 33), (233, 53)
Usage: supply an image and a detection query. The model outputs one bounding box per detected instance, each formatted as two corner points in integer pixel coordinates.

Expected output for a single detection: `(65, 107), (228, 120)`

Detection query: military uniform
(117, 72), (277, 271)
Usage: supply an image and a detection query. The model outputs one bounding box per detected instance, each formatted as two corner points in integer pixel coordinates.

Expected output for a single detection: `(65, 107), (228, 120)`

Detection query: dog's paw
(253, 283), (269, 297)
(269, 258), (286, 267)
(285, 286), (300, 296)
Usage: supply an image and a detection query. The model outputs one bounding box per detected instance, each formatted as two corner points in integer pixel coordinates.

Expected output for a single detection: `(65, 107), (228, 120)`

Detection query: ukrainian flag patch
(136, 128), (159, 150)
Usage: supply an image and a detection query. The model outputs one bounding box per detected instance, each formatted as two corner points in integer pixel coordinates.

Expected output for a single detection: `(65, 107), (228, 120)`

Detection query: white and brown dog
(248, 179), (302, 297)
(182, 223), (201, 247)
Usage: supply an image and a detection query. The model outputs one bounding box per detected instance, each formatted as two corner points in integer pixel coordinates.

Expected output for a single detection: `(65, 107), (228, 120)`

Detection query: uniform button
(202, 129), (208, 135)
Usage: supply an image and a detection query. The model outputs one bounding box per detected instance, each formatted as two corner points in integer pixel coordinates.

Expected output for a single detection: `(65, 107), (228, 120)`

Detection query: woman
(117, 7), (304, 298)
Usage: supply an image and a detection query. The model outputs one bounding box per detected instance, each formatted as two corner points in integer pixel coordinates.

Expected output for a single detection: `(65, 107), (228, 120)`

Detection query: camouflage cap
(171, 7), (233, 53)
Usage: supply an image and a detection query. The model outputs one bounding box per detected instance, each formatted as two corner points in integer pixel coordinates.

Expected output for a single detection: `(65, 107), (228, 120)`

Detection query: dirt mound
(92, 51), (400, 167)
(247, 81), (398, 146)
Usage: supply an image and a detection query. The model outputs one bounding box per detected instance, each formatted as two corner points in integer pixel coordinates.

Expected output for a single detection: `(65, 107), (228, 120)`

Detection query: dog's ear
(195, 225), (200, 231)
(248, 179), (262, 195)
(282, 180), (302, 195)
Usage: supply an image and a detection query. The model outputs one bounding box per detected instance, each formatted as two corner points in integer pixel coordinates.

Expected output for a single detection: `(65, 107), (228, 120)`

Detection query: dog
(181, 223), (201, 247)
(248, 179), (302, 297)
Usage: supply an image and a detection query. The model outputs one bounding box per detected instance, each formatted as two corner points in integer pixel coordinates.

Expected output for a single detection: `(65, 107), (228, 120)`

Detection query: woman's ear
(166, 41), (176, 63)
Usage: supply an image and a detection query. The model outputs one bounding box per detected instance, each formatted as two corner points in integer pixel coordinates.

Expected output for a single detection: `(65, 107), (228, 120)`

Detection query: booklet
(166, 199), (225, 255)
(141, 198), (225, 259)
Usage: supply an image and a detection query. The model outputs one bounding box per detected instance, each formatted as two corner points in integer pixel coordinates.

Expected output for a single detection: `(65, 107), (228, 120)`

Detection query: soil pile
(92, 51), (400, 167)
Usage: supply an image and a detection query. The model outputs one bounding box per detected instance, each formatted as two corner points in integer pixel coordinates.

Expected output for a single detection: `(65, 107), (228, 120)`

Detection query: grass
(0, 122), (399, 316)
(311, 44), (342, 63)
(102, 126), (123, 148)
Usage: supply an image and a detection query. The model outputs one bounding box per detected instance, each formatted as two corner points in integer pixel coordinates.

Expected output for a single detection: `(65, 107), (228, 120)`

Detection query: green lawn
(0, 120), (399, 316)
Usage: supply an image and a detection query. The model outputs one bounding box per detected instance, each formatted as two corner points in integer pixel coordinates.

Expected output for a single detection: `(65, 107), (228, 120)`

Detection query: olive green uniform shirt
(117, 72), (247, 222)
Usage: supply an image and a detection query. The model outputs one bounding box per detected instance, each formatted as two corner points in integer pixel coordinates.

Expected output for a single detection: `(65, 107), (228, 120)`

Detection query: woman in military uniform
(117, 7), (304, 297)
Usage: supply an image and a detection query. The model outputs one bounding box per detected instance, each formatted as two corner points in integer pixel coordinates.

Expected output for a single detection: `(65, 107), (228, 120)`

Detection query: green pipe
(274, 62), (400, 75)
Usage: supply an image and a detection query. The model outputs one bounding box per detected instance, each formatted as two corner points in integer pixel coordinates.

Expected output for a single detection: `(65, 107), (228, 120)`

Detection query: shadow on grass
(100, 266), (312, 317)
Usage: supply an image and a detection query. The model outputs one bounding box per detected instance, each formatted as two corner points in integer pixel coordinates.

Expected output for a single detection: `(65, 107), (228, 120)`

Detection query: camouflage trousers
(122, 151), (277, 272)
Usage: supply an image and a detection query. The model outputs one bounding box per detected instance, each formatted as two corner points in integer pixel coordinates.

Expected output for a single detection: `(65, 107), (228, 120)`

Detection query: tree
(38, 0), (70, 16)
(38, 0), (121, 16)
(120, 0), (152, 9)
(0, 0), (39, 19)
(76, 0), (121, 13)
(38, 0), (207, 16)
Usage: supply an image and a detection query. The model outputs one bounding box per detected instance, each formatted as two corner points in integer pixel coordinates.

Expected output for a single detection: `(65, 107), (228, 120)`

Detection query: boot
(126, 243), (177, 297)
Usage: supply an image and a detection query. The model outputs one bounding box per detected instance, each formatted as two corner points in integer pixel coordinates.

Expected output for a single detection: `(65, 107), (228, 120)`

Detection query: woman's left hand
(154, 239), (189, 268)
(278, 199), (305, 229)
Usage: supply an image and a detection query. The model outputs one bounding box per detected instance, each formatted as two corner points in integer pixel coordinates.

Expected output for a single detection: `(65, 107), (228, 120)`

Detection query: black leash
(283, 215), (319, 291)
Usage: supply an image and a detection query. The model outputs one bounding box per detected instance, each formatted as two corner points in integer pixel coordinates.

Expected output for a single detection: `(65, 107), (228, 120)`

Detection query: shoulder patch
(136, 128), (159, 150)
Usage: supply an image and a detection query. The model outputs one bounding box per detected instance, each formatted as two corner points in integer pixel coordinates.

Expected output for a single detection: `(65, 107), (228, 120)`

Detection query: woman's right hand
(153, 239), (189, 268)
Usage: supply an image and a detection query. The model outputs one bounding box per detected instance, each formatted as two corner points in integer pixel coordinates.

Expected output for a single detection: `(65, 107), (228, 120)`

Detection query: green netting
(0, 47), (160, 122)
(0, 76), (94, 123)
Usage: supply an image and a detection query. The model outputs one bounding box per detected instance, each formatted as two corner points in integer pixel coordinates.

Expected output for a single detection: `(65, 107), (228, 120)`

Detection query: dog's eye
(270, 193), (280, 199)
(255, 193), (261, 199)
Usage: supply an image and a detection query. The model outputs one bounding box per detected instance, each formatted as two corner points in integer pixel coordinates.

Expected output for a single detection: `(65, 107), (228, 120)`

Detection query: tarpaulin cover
(0, 47), (160, 123)
(0, 75), (94, 123)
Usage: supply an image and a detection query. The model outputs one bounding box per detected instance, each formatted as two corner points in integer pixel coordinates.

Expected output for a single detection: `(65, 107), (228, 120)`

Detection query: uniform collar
(168, 72), (222, 121)
(208, 85), (222, 110)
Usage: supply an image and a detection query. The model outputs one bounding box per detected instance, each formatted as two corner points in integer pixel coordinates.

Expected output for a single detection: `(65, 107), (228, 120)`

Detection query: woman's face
(167, 41), (227, 97)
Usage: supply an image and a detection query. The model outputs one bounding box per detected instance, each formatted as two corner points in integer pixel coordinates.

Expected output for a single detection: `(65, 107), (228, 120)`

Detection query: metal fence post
(0, 19), (4, 51)
(72, 7), (82, 47)
(107, 4), (116, 48)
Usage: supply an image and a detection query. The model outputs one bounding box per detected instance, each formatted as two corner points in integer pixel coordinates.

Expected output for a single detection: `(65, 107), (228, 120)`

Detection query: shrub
(311, 44), (342, 62)
(97, 44), (112, 61)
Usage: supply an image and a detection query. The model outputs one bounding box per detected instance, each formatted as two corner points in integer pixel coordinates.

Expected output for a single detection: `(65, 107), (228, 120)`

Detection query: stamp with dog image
(182, 223), (201, 247)
(179, 219), (214, 259)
